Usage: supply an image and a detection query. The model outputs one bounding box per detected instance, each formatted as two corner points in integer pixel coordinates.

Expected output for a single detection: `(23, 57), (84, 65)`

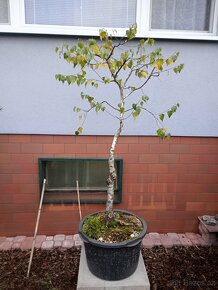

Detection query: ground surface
(0, 246), (217, 290)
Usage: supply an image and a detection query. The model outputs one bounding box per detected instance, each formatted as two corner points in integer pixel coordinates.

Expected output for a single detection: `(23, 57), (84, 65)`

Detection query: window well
(39, 158), (123, 204)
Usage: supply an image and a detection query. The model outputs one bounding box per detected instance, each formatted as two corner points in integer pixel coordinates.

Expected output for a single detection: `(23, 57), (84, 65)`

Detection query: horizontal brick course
(0, 134), (217, 236)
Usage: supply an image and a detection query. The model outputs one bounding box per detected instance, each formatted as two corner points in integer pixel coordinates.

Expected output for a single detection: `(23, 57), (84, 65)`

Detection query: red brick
(200, 138), (218, 145)
(75, 136), (96, 144)
(157, 174), (177, 183)
(186, 202), (206, 211)
(9, 135), (32, 143)
(188, 164), (209, 174)
(31, 135), (54, 143)
(53, 135), (76, 144)
(138, 174), (157, 183)
(139, 136), (159, 144)
(125, 163), (148, 174)
(0, 174), (13, 183)
(0, 135), (9, 143)
(43, 144), (64, 153)
(114, 144), (129, 153)
(129, 144), (149, 153)
(96, 136), (111, 144)
(65, 144), (86, 153)
(149, 144), (169, 153)
(148, 164), (168, 173)
(182, 137), (201, 144)
(179, 154), (200, 164)
(12, 174), (34, 184)
(21, 143), (43, 153)
(200, 155), (218, 164)
(0, 143), (21, 153)
(11, 154), (33, 164)
(122, 174), (138, 183)
(170, 144), (191, 153)
(118, 136), (139, 143)
(168, 164), (189, 174)
(139, 154), (159, 163)
(159, 154), (179, 164)
(0, 153), (11, 163)
(121, 154), (139, 163)
(86, 144), (107, 153)
(12, 194), (38, 204)
(191, 145), (211, 154)
(148, 183), (167, 193)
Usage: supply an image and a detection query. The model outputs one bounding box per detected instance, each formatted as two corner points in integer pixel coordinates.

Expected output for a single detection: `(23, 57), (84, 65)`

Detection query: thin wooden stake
(27, 178), (46, 278)
(76, 180), (82, 220)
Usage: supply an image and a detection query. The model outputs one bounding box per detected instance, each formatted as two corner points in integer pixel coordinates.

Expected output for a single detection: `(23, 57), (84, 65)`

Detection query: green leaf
(156, 128), (169, 139)
(142, 95), (149, 102)
(99, 30), (108, 41)
(132, 103), (137, 110)
(132, 107), (141, 119)
(119, 107), (125, 114)
(78, 41), (84, 49)
(159, 114), (165, 122)
(174, 64), (184, 74)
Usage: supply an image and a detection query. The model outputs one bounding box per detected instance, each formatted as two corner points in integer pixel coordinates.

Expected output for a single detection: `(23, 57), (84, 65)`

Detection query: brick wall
(0, 134), (218, 236)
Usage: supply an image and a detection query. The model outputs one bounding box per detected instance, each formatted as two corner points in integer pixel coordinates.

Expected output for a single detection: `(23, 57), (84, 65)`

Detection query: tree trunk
(106, 88), (124, 220)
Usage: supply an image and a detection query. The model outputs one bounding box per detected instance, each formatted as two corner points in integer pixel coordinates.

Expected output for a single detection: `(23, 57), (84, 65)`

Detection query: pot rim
(78, 209), (147, 248)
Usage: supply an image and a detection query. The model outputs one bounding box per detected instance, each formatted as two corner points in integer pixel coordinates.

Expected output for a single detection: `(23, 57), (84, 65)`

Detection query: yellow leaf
(154, 59), (164, 71)
(123, 63), (127, 70)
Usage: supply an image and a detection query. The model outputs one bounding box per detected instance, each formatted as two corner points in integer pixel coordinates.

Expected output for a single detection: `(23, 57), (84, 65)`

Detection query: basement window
(39, 158), (122, 204)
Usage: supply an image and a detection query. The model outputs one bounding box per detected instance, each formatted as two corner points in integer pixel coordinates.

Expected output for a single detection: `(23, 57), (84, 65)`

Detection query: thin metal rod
(76, 180), (82, 220)
(27, 178), (46, 278)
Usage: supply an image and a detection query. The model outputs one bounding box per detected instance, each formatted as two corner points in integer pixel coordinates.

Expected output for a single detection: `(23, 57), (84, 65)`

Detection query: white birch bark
(106, 87), (124, 220)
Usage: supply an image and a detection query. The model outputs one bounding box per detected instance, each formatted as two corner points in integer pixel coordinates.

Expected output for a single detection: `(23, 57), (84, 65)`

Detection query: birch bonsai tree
(56, 27), (183, 221)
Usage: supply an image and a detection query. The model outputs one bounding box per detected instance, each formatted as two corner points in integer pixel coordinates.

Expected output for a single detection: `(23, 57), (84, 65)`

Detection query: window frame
(38, 157), (123, 204)
(1, 0), (218, 40)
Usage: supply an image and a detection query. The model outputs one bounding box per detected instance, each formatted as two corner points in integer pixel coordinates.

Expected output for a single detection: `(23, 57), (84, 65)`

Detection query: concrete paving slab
(77, 246), (150, 290)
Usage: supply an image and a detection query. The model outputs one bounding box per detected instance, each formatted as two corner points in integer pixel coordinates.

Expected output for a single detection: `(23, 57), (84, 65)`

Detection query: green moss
(82, 212), (143, 243)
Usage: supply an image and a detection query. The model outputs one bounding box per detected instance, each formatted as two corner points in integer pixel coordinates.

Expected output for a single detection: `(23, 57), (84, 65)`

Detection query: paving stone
(54, 241), (62, 247)
(12, 242), (21, 249)
(66, 235), (73, 240)
(14, 236), (26, 243)
(74, 234), (83, 247)
(142, 235), (154, 248)
(178, 234), (193, 246)
(41, 240), (54, 249)
(46, 236), (54, 241)
(160, 234), (174, 248)
(54, 234), (65, 241)
(0, 241), (13, 250)
(0, 237), (6, 245)
(62, 239), (75, 248)
(36, 235), (46, 242)
(74, 234), (82, 241)
(149, 233), (162, 246)
(185, 233), (202, 245)
(197, 236), (211, 246)
(20, 238), (34, 250)
(167, 233), (181, 246)
(6, 237), (14, 242)
(35, 241), (43, 249)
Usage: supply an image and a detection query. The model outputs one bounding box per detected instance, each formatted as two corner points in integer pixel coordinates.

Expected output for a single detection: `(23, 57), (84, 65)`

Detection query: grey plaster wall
(0, 35), (218, 136)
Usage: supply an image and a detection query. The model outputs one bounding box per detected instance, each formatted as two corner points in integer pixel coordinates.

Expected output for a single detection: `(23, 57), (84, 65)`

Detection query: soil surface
(0, 246), (217, 290)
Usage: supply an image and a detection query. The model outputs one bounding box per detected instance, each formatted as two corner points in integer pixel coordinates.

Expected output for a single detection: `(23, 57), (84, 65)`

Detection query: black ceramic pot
(78, 210), (147, 281)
